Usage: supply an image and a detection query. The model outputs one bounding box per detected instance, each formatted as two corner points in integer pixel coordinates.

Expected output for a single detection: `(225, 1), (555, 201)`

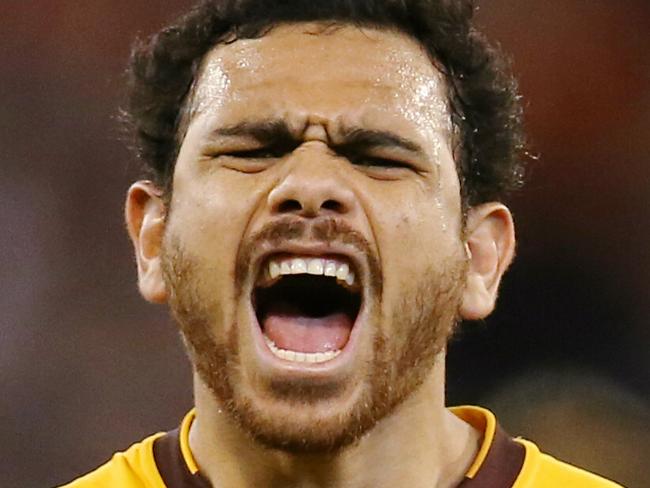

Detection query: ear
(460, 202), (515, 321)
(125, 181), (167, 304)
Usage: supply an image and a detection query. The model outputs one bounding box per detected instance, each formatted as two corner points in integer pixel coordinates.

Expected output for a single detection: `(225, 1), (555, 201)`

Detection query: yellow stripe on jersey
(450, 405), (497, 479)
(179, 410), (200, 475)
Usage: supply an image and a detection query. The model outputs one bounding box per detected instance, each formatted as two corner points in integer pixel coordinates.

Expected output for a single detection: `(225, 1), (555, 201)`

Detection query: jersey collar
(153, 406), (525, 488)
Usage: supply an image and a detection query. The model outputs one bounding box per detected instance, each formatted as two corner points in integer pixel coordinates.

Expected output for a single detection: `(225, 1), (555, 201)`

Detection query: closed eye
(222, 148), (275, 159)
(221, 143), (296, 160)
(345, 152), (414, 172)
(353, 156), (411, 169)
(215, 144), (297, 174)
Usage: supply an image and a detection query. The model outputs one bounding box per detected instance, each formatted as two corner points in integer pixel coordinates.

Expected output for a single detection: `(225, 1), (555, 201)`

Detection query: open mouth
(253, 255), (362, 364)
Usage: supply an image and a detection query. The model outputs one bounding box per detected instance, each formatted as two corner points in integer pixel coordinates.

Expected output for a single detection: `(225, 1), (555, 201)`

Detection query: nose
(267, 155), (356, 218)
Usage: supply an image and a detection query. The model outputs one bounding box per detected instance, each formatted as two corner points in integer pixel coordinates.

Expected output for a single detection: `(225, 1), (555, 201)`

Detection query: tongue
(263, 303), (352, 353)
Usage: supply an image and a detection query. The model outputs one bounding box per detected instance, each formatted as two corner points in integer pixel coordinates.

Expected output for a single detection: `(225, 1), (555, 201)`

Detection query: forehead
(190, 23), (451, 134)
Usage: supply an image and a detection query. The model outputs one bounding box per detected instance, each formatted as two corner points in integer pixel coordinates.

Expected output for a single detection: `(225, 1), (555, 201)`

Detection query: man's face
(162, 23), (467, 452)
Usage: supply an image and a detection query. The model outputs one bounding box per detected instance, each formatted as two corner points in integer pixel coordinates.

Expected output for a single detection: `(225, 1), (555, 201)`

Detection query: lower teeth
(264, 335), (341, 363)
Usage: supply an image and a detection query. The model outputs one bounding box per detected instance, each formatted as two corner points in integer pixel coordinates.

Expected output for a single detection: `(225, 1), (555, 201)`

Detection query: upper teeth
(267, 256), (355, 287)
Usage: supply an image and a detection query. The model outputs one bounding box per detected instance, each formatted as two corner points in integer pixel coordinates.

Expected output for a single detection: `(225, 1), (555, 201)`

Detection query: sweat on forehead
(183, 23), (453, 136)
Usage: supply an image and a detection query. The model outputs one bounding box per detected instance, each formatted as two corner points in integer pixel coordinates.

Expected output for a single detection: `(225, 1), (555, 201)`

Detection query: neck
(189, 358), (480, 488)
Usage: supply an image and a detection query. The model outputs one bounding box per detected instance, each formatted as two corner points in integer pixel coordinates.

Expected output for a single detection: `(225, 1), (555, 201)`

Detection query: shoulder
(514, 439), (623, 488)
(58, 432), (167, 488)
(450, 405), (624, 488)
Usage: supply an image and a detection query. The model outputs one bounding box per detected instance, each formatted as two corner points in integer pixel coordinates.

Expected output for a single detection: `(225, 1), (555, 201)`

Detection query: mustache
(235, 217), (382, 294)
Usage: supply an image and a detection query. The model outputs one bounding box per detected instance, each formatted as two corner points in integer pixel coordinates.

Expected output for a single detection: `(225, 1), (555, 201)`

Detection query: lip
(246, 243), (370, 378)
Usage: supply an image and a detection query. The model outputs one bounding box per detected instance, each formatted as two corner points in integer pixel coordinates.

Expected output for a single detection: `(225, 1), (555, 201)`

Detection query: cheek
(368, 184), (462, 296)
(168, 171), (266, 292)
(372, 179), (453, 243)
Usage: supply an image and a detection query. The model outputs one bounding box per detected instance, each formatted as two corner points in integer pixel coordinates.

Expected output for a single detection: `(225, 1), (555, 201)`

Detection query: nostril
(322, 199), (344, 213)
(278, 199), (302, 213)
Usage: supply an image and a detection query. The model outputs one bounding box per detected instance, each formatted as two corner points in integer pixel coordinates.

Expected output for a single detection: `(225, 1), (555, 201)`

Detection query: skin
(126, 23), (515, 488)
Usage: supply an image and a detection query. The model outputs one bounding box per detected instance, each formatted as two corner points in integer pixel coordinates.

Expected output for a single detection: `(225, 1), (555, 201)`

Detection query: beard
(161, 218), (467, 454)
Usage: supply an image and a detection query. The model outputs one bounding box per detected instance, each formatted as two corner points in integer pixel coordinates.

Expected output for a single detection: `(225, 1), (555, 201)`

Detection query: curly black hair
(124, 0), (526, 207)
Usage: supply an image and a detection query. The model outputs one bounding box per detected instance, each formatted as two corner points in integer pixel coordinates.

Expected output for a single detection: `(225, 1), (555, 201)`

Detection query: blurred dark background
(1, 1), (648, 487)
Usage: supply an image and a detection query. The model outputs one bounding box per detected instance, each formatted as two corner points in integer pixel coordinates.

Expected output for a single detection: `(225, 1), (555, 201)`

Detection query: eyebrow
(211, 119), (426, 157)
(212, 120), (295, 145)
(336, 126), (425, 157)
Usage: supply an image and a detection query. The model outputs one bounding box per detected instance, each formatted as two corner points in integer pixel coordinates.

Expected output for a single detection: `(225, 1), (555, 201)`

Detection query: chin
(194, 313), (390, 454)
(193, 315), (428, 454)
(226, 385), (375, 453)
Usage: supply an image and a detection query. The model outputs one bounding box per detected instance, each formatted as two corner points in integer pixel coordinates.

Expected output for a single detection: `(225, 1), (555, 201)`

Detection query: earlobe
(125, 181), (168, 304)
(459, 203), (515, 321)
